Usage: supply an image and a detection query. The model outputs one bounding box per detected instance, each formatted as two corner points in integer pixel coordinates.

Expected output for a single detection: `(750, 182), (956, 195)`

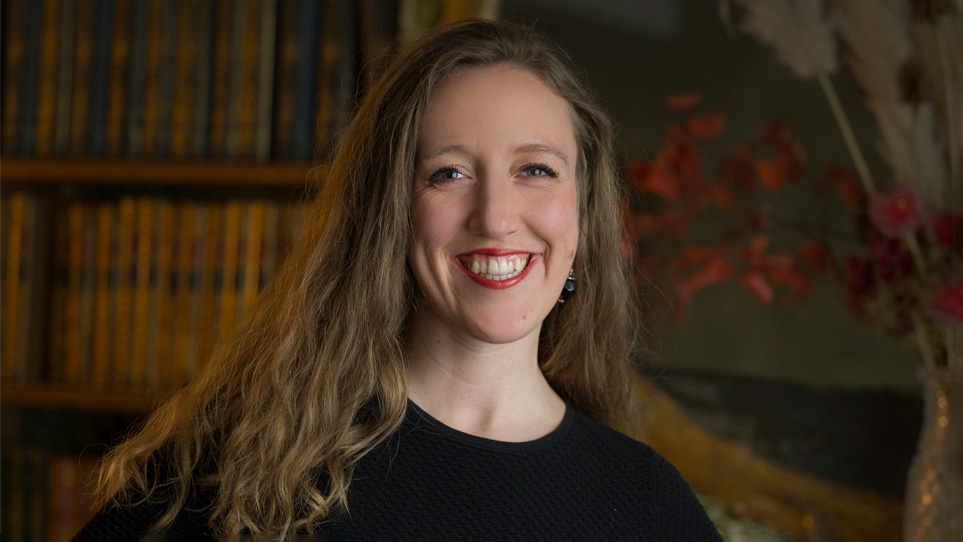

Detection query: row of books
(1, 0), (397, 161)
(1, 446), (100, 542)
(1, 192), (307, 391)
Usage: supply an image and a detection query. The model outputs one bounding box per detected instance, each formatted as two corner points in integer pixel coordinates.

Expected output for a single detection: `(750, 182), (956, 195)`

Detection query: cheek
(536, 188), (579, 256)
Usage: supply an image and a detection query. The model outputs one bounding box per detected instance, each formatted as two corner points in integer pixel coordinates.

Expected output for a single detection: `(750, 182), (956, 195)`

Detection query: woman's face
(408, 65), (580, 345)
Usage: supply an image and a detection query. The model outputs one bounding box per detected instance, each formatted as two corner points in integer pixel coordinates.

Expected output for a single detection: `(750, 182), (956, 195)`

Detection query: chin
(462, 318), (543, 345)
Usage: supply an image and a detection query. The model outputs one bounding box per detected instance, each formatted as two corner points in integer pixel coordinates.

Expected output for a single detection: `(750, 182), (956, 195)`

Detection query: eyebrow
(419, 143), (571, 166)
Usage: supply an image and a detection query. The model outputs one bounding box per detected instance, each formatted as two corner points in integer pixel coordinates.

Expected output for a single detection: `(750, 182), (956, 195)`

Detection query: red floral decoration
(624, 93), (962, 360)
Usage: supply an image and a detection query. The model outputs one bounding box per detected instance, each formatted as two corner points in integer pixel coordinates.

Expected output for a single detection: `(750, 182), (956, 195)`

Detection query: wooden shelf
(0, 158), (315, 187)
(1, 385), (173, 413)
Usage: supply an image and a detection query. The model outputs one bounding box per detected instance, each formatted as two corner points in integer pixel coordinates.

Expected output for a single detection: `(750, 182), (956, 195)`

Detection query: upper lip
(456, 248), (534, 256)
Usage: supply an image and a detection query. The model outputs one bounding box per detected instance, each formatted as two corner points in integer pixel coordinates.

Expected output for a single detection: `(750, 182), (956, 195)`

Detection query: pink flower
(868, 184), (923, 238)
(931, 213), (962, 251)
(928, 277), (963, 324)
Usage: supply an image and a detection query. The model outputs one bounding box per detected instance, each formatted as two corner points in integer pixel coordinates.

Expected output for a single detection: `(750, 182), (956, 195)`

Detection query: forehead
(417, 65), (578, 160)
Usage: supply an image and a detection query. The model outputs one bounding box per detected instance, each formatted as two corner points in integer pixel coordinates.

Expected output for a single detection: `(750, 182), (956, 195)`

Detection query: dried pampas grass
(728, 0), (837, 78)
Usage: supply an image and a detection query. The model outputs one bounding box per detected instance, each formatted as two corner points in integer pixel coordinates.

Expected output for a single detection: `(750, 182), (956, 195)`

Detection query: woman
(75, 20), (721, 541)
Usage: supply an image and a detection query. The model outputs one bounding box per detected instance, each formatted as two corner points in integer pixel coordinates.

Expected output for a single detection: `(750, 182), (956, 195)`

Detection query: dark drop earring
(558, 268), (576, 303)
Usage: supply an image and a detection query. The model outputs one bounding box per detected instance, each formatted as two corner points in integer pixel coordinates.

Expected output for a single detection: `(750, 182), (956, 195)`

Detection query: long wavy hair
(94, 19), (642, 539)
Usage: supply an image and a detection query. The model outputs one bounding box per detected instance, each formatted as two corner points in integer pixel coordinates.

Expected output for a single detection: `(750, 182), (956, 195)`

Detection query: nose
(467, 172), (519, 238)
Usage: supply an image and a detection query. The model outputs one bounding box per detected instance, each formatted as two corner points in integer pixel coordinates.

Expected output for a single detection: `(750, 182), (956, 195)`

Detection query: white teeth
(461, 253), (531, 281)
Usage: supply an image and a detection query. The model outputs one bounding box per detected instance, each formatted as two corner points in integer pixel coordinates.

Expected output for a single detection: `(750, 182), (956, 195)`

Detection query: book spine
(27, 447), (46, 541)
(272, 0), (297, 160)
(6, 447), (25, 541)
(130, 197), (154, 388)
(90, 201), (115, 389)
(223, 0), (249, 159)
(358, 0), (398, 97)
(45, 203), (69, 385)
(154, 0), (177, 157)
(261, 201), (280, 289)
(287, 0), (321, 161)
(19, 197), (51, 385)
(64, 201), (86, 384)
(190, 0), (215, 158)
(219, 200), (242, 339)
(126, 0), (149, 157)
(149, 199), (175, 389)
(207, 0), (234, 158)
(85, 0), (113, 156)
(35, 0), (62, 157)
(78, 204), (98, 387)
(112, 197), (137, 388)
(18, 0), (44, 155)
(195, 203), (222, 369)
(105, 0), (131, 156)
(239, 201), (265, 319)
(53, 0), (77, 156)
(315, 0), (358, 160)
(172, 201), (196, 384)
(46, 456), (73, 542)
(2, 0), (26, 155)
(2, 194), (26, 383)
(170, 0), (198, 158)
(142, 0), (164, 157)
(254, 0), (278, 162)
(69, 0), (95, 155)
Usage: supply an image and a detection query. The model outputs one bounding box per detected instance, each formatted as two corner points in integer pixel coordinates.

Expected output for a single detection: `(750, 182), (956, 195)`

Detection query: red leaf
(666, 92), (701, 113)
(640, 161), (683, 200)
(673, 258), (735, 322)
(740, 271), (774, 304)
(801, 241), (830, 275)
(687, 111), (726, 140)
(816, 167), (863, 210)
(755, 158), (786, 190)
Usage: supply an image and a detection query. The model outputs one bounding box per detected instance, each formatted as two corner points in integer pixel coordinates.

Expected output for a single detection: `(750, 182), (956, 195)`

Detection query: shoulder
(565, 406), (723, 540)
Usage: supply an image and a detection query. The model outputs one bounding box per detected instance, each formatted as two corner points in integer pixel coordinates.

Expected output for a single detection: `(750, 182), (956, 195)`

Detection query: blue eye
(427, 166), (465, 184)
(522, 164), (559, 178)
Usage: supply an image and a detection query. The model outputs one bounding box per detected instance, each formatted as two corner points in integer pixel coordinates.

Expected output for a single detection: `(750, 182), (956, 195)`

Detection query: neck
(403, 310), (565, 442)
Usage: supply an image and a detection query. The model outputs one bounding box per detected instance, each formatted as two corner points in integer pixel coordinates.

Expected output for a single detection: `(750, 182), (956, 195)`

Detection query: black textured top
(74, 401), (722, 541)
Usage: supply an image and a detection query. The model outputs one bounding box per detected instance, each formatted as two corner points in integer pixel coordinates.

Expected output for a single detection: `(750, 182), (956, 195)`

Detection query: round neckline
(404, 399), (575, 454)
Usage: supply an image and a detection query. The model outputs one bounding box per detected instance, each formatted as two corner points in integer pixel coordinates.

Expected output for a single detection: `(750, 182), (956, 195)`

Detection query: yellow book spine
(90, 202), (114, 389)
(170, 1), (198, 158)
(36, 0), (62, 156)
(105, 0), (130, 156)
(112, 197), (137, 388)
(69, 0), (95, 155)
(260, 201), (280, 288)
(239, 200), (265, 321)
(196, 204), (222, 369)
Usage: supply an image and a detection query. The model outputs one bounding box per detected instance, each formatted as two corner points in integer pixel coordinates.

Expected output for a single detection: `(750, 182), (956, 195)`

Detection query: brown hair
(94, 19), (641, 539)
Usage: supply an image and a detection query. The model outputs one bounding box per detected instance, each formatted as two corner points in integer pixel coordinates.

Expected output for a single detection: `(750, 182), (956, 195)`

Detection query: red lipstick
(454, 252), (538, 290)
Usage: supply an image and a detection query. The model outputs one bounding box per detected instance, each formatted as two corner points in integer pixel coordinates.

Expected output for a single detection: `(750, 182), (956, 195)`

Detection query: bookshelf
(0, 0), (481, 537)
(1, 159), (314, 188)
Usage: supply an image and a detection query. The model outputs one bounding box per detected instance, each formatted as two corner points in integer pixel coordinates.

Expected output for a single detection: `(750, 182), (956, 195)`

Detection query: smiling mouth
(456, 253), (532, 281)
